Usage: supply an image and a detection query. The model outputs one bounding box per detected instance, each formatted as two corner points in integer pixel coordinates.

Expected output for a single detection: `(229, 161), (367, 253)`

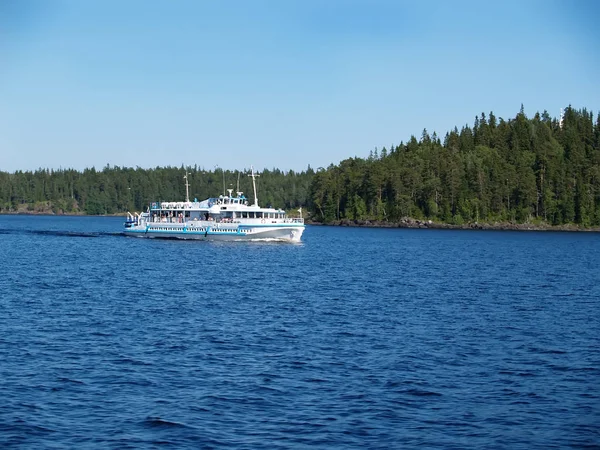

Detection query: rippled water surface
(0, 215), (599, 448)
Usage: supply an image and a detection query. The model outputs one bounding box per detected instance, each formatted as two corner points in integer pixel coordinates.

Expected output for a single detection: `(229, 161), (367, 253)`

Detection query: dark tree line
(309, 106), (600, 226)
(2, 106), (599, 227)
(0, 165), (313, 215)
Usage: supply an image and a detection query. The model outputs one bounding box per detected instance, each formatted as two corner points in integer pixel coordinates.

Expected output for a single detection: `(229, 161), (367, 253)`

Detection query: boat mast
(184, 170), (190, 202)
(248, 165), (260, 207)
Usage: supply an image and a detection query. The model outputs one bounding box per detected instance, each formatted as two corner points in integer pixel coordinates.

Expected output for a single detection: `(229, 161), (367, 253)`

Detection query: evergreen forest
(310, 106), (600, 226)
(1, 106), (599, 227)
(0, 166), (313, 216)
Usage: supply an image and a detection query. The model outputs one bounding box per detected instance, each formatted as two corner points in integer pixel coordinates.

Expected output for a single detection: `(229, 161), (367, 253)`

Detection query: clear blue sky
(1, 0), (598, 173)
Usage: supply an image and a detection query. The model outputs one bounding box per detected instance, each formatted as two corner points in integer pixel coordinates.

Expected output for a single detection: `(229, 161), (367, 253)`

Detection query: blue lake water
(0, 215), (598, 448)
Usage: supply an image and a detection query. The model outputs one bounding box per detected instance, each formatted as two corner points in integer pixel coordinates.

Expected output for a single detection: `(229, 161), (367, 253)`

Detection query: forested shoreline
(310, 106), (600, 227)
(0, 166), (313, 216)
(1, 106), (599, 228)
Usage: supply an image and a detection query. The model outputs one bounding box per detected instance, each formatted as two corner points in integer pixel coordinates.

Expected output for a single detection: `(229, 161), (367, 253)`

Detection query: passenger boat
(124, 166), (305, 242)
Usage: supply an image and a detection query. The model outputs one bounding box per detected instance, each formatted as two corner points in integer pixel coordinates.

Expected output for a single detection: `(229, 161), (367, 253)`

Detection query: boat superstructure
(124, 166), (305, 242)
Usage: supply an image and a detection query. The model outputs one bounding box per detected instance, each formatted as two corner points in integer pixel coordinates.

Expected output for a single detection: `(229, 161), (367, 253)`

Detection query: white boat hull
(124, 223), (304, 242)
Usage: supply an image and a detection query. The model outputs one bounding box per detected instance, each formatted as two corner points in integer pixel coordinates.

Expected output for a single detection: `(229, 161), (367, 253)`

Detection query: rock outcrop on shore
(309, 218), (600, 232)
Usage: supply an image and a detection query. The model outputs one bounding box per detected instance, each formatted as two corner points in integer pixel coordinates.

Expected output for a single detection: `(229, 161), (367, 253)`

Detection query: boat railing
(147, 216), (304, 225)
(151, 201), (197, 210)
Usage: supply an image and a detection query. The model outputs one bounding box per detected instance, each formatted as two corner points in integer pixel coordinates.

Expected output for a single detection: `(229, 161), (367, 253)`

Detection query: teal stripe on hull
(124, 222), (304, 242)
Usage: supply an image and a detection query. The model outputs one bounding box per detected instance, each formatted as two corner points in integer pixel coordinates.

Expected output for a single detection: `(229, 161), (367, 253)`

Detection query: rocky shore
(309, 218), (600, 232)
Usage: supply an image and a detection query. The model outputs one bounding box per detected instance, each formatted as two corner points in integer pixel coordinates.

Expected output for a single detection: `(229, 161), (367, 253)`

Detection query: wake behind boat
(124, 166), (305, 242)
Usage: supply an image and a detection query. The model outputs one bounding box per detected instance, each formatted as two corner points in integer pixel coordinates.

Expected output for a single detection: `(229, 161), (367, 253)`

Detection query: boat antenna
(214, 165), (226, 197)
(237, 171), (241, 192)
(559, 108), (564, 129)
(248, 165), (260, 207)
(184, 170), (190, 202)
